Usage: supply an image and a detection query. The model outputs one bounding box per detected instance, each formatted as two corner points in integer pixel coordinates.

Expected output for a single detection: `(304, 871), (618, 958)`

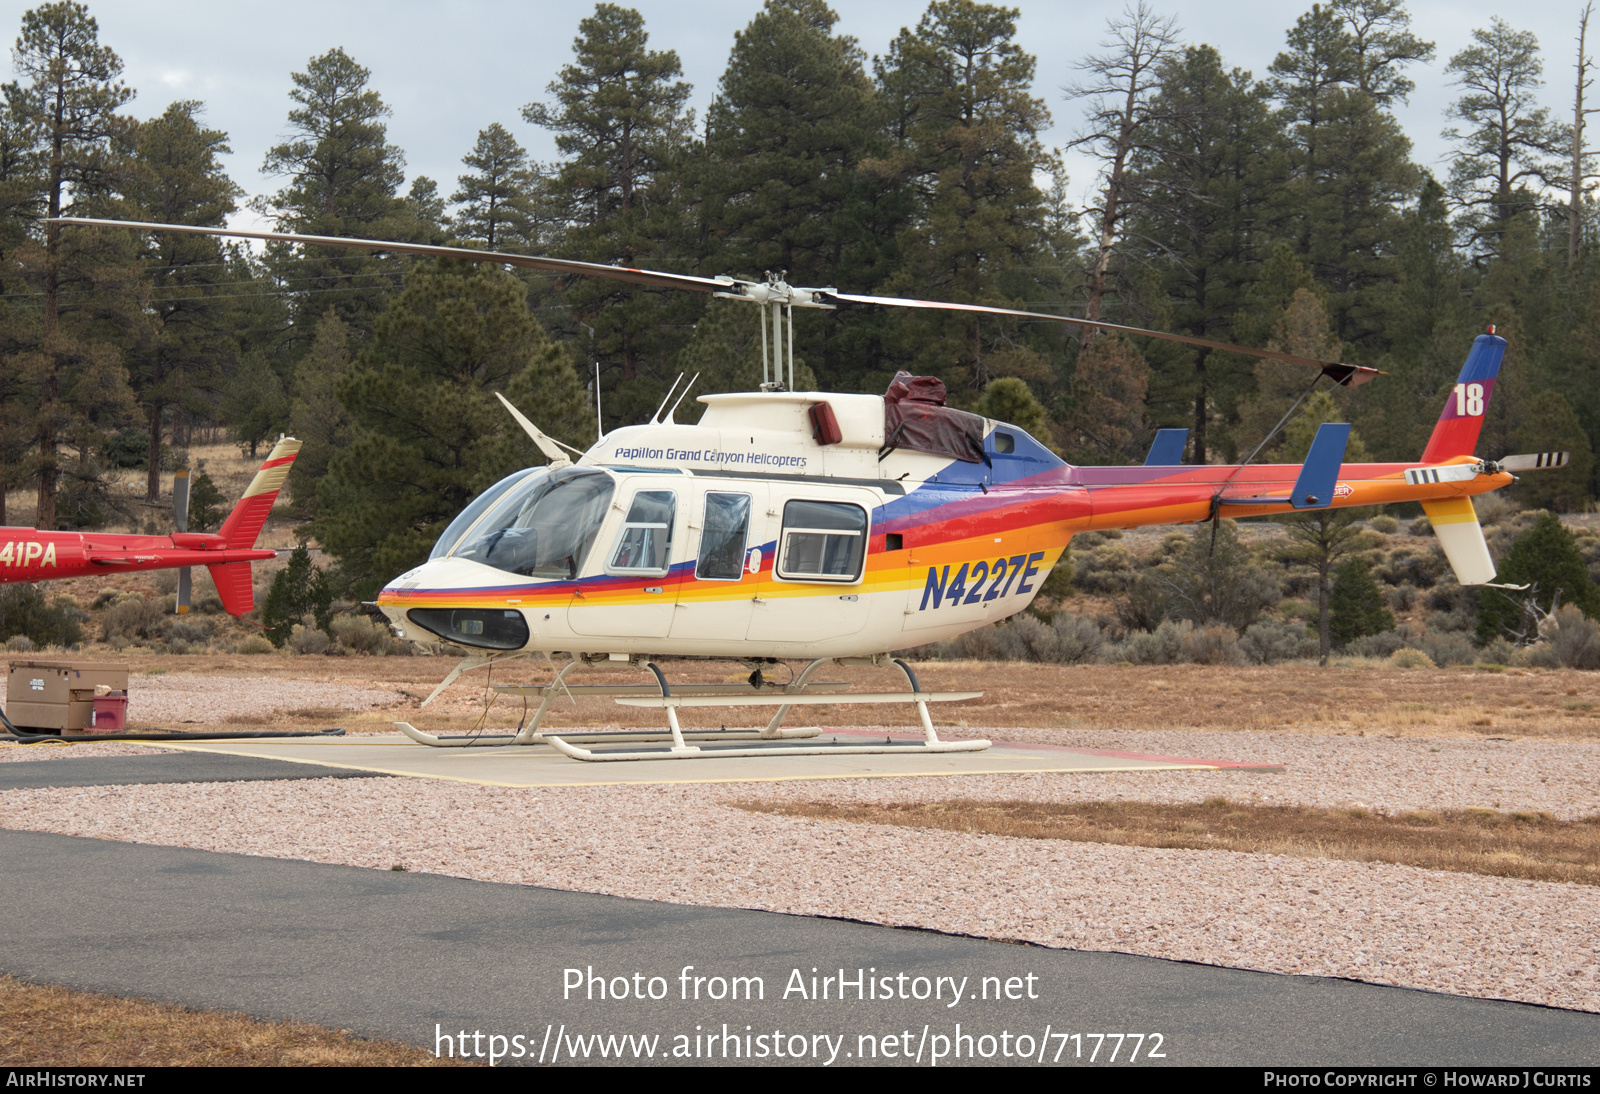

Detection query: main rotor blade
(823, 291), (1383, 387)
(48, 217), (732, 295)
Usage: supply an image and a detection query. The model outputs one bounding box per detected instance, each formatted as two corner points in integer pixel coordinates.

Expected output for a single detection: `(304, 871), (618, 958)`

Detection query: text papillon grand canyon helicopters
(50, 216), (1568, 761)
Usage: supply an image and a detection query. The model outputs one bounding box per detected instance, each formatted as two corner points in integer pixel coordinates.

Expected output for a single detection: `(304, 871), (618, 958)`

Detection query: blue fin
(1291, 423), (1351, 509)
(1144, 428), (1188, 466)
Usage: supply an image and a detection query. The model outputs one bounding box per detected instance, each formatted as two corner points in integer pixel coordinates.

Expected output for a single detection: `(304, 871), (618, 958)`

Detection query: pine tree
(10, 0), (138, 528)
(257, 47), (411, 343)
(976, 376), (1049, 439)
(312, 262), (588, 597)
(524, 4), (694, 420)
(1064, 0), (1182, 349)
(450, 123), (544, 252)
(260, 544), (334, 647)
(1476, 511), (1600, 641)
(1267, 2), (1424, 346)
(703, 0), (899, 390)
(876, 0), (1060, 396)
(1062, 335), (1150, 463)
(1329, 557), (1393, 646)
(1124, 46), (1276, 462)
(126, 99), (243, 500)
(1443, 18), (1564, 259)
(223, 350), (289, 459)
(285, 311), (353, 515)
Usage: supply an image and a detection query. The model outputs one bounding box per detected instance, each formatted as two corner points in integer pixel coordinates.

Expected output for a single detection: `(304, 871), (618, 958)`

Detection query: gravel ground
(126, 674), (400, 725)
(810, 728), (1600, 820)
(1, 743), (1596, 1013)
(0, 742), (175, 763)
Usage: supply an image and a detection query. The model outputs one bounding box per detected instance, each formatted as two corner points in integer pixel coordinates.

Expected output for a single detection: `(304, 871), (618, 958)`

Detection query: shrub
(1386, 582), (1417, 612)
(329, 612), (395, 655)
(5, 635), (33, 652)
(1421, 631), (1475, 667)
(1072, 543), (1136, 595)
(994, 613), (1103, 663)
(289, 623), (331, 655)
(1473, 491), (1518, 527)
(1477, 512), (1600, 644)
(1375, 547), (1444, 588)
(102, 595), (165, 644)
(1478, 637), (1518, 666)
(1390, 648), (1436, 669)
(1348, 630), (1409, 659)
(1107, 620), (1187, 665)
(1542, 606), (1600, 669)
(1369, 515), (1400, 534)
(240, 634), (275, 655)
(1240, 620), (1317, 664)
(0, 585), (84, 649)
(1178, 623), (1242, 666)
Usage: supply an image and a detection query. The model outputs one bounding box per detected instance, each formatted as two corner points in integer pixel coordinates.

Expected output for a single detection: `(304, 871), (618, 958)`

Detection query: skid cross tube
(398, 655), (988, 761)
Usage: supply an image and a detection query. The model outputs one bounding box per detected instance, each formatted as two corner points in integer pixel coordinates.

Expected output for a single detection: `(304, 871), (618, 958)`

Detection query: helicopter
(0, 438), (301, 617)
(51, 217), (1568, 762)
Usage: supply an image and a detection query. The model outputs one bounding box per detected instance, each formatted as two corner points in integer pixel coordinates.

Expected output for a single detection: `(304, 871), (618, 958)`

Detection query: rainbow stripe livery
(376, 336), (1530, 661)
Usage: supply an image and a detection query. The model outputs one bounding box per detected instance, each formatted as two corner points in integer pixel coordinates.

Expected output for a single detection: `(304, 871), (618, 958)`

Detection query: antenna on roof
(650, 373), (684, 425)
(665, 373), (700, 424)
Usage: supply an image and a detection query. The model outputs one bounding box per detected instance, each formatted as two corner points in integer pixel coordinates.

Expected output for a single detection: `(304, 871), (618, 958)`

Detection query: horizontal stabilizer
(1498, 452), (1568, 472)
(1405, 463), (1481, 485)
(1421, 497), (1497, 585)
(1291, 423), (1350, 508)
(1144, 428), (1188, 466)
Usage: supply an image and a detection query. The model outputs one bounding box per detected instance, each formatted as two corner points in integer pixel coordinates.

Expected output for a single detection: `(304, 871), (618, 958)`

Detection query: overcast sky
(4, 0), (1593, 233)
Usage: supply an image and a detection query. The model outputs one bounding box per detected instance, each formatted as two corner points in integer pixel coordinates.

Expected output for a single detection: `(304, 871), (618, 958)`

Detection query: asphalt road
(2, 828), (1595, 1067)
(0, 752), (389, 790)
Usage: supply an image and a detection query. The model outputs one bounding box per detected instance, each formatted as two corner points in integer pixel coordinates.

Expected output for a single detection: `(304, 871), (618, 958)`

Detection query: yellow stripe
(1421, 497), (1478, 526)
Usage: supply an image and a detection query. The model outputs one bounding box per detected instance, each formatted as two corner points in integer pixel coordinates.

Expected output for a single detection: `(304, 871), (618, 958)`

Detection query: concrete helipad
(139, 730), (1283, 787)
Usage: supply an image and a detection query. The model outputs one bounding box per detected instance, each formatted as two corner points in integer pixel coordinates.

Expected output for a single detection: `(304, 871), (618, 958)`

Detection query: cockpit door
(569, 485), (683, 638)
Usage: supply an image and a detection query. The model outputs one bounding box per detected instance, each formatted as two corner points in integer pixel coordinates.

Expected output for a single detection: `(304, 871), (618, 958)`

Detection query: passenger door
(669, 484), (765, 643)
(746, 488), (873, 644)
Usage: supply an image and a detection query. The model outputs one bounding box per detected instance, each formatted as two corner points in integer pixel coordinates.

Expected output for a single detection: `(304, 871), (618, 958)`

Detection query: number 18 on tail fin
(1420, 331), (1506, 464)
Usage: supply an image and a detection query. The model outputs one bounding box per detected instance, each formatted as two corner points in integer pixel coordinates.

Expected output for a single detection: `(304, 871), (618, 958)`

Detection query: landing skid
(395, 655), (988, 761)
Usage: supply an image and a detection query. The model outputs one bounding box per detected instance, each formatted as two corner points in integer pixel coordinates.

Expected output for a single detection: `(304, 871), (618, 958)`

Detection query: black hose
(1, 727), (346, 744)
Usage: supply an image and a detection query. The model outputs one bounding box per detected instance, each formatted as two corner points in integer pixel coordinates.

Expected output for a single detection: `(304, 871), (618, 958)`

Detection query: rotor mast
(713, 272), (835, 392)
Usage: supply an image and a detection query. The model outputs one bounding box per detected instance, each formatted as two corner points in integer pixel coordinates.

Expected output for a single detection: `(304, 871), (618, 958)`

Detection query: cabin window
(776, 500), (867, 583)
(608, 491), (677, 574)
(431, 467), (543, 559)
(993, 431), (1015, 454)
(451, 467), (614, 578)
(695, 492), (751, 581)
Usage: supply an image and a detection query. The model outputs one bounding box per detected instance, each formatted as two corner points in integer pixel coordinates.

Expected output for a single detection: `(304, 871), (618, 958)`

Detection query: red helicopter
(0, 438), (300, 617)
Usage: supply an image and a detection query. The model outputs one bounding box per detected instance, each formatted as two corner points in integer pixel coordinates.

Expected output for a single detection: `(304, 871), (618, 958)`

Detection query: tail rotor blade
(1498, 452), (1569, 472)
(176, 567), (191, 615)
(173, 468), (190, 533)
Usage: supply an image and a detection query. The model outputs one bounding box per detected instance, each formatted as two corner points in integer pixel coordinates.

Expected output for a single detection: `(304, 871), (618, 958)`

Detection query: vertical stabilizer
(207, 562), (255, 617)
(1421, 497), (1497, 585)
(218, 437), (301, 549)
(1420, 333), (1506, 463)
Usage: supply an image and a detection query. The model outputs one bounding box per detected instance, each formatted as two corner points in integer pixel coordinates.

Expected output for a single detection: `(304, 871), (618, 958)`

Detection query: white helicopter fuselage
(375, 391), (1087, 661)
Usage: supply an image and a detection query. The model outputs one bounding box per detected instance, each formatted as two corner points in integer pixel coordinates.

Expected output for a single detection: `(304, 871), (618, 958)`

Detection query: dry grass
(746, 798), (1600, 887)
(0, 975), (459, 1066)
(18, 652), (1600, 740)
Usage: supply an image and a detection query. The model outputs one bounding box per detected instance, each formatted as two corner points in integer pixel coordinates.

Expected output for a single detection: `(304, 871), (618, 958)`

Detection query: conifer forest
(3, 0), (1600, 628)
